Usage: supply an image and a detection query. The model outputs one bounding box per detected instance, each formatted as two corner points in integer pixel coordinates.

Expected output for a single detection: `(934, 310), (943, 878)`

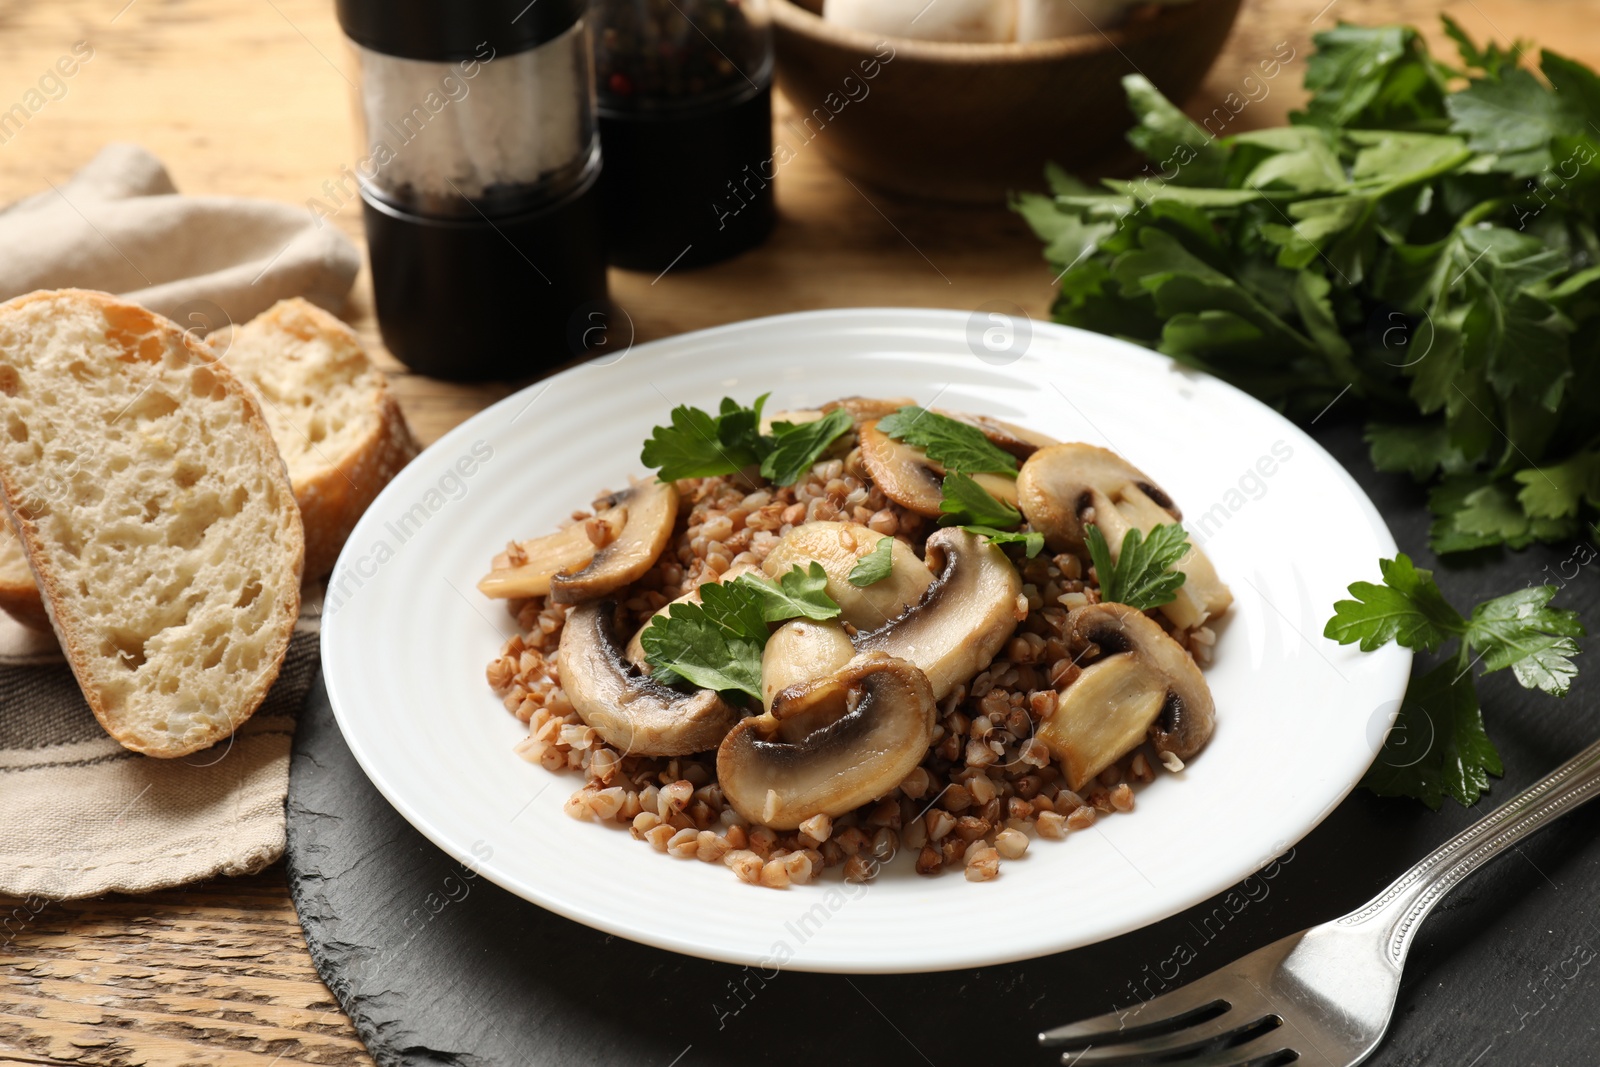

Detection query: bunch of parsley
(1016, 18), (1600, 554)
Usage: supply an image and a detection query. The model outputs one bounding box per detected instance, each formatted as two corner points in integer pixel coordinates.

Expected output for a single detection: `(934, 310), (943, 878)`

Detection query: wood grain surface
(1, 0), (1596, 1062)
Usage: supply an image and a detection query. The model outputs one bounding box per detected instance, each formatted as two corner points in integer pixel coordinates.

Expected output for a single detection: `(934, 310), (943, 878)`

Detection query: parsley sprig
(640, 397), (852, 487)
(1325, 554), (1586, 808)
(1085, 524), (1190, 611)
(639, 564), (841, 699)
(876, 407), (1018, 476)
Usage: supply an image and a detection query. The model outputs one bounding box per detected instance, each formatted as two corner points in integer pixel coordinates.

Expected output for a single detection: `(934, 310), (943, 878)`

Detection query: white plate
(321, 308), (1411, 974)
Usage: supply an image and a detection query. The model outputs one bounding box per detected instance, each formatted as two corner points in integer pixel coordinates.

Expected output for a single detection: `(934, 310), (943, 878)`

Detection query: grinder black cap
(335, 0), (587, 61)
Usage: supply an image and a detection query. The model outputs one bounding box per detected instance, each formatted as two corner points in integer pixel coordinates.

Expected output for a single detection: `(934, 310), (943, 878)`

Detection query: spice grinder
(336, 0), (608, 380)
(594, 0), (776, 272)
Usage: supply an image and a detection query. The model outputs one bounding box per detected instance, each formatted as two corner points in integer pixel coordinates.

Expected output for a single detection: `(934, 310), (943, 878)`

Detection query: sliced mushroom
(478, 509), (616, 599)
(933, 410), (1060, 460)
(623, 563), (761, 670)
(761, 619), (855, 713)
(717, 652), (936, 829)
(1038, 602), (1215, 788)
(549, 478), (678, 605)
(854, 527), (1023, 700)
(858, 418), (1019, 518)
(558, 600), (744, 757)
(1017, 443), (1232, 629)
(762, 521), (933, 631)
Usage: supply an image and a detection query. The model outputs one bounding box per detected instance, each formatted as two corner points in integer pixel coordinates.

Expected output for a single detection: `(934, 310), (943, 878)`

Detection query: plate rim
(319, 306), (1412, 973)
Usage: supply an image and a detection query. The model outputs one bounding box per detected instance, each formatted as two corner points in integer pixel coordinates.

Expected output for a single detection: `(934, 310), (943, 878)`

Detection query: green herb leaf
(760, 408), (853, 486)
(1086, 523), (1190, 611)
(1324, 554), (1466, 653)
(964, 526), (1045, 558)
(640, 395), (770, 481)
(638, 563), (842, 698)
(1445, 66), (1582, 172)
(638, 592), (767, 699)
(1360, 660), (1501, 809)
(936, 472), (1022, 528)
(1464, 586), (1586, 696)
(1122, 74), (1229, 187)
(847, 536), (896, 587)
(1019, 18), (1600, 553)
(876, 407), (1019, 476)
(734, 563), (842, 622)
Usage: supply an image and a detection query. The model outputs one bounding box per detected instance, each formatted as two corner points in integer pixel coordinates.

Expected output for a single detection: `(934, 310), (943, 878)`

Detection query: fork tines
(1039, 987), (1298, 1066)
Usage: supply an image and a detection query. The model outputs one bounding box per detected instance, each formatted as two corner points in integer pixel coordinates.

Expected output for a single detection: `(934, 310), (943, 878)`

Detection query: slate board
(286, 422), (1600, 1067)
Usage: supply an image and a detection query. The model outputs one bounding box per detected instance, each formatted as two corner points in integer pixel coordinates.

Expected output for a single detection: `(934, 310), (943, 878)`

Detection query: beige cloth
(0, 611), (319, 901)
(0, 145), (357, 900)
(0, 142), (360, 327)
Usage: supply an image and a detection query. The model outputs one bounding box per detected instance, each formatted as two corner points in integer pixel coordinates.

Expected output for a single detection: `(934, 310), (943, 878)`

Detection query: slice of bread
(0, 521), (49, 630)
(0, 289), (304, 757)
(0, 297), (419, 629)
(222, 298), (418, 579)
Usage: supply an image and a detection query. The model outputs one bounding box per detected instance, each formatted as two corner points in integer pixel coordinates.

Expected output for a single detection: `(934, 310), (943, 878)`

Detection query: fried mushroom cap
(762, 520), (933, 631)
(761, 619), (855, 712)
(858, 418), (1019, 518)
(550, 478), (679, 605)
(717, 653), (936, 830)
(1017, 443), (1232, 629)
(853, 527), (1024, 701)
(1038, 603), (1216, 788)
(558, 600), (744, 757)
(478, 478), (679, 602)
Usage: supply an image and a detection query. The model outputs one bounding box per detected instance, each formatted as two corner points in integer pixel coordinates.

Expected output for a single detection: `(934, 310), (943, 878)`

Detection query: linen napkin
(0, 142), (360, 326)
(0, 144), (359, 900)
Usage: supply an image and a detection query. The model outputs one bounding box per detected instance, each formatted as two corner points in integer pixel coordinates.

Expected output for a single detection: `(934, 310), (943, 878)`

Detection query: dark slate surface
(286, 421), (1600, 1067)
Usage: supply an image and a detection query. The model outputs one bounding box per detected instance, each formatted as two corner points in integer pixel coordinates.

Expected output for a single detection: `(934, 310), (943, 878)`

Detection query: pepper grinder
(594, 0), (776, 272)
(336, 0), (609, 380)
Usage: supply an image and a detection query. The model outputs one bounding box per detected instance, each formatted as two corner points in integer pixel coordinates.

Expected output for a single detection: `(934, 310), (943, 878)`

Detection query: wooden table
(2, 0), (1596, 1062)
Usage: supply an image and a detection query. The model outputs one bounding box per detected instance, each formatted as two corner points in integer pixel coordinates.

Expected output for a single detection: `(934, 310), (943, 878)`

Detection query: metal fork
(1038, 736), (1600, 1066)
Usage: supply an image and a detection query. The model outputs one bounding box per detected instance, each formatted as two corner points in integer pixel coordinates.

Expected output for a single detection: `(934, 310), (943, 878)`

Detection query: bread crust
(0, 289), (304, 758)
(239, 299), (418, 578)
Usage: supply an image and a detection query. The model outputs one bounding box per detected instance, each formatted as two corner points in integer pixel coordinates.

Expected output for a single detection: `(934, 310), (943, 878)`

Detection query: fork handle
(1337, 735), (1600, 966)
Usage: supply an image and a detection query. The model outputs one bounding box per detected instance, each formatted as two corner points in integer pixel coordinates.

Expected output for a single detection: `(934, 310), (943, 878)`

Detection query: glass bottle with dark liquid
(594, 0), (777, 272)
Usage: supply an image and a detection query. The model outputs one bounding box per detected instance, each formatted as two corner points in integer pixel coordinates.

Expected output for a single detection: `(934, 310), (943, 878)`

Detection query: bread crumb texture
(0, 289), (303, 757)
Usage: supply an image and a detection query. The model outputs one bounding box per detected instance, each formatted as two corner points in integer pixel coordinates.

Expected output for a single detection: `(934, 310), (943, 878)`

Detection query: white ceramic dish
(320, 308), (1411, 974)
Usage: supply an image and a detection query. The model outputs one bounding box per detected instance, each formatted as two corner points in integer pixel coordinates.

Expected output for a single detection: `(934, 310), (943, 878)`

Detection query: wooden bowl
(770, 0), (1243, 202)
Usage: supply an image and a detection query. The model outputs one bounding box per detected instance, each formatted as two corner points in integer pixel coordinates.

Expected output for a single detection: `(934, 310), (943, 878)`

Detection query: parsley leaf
(964, 526), (1045, 558)
(937, 473), (1022, 528)
(638, 565), (841, 699)
(734, 563), (842, 622)
(638, 589), (767, 699)
(1324, 554), (1465, 652)
(876, 407), (1019, 476)
(1360, 661), (1501, 809)
(1445, 66), (1583, 173)
(1464, 586), (1585, 696)
(1326, 556), (1585, 806)
(760, 408), (853, 486)
(641, 395), (770, 481)
(1085, 523), (1190, 611)
(847, 537), (895, 587)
